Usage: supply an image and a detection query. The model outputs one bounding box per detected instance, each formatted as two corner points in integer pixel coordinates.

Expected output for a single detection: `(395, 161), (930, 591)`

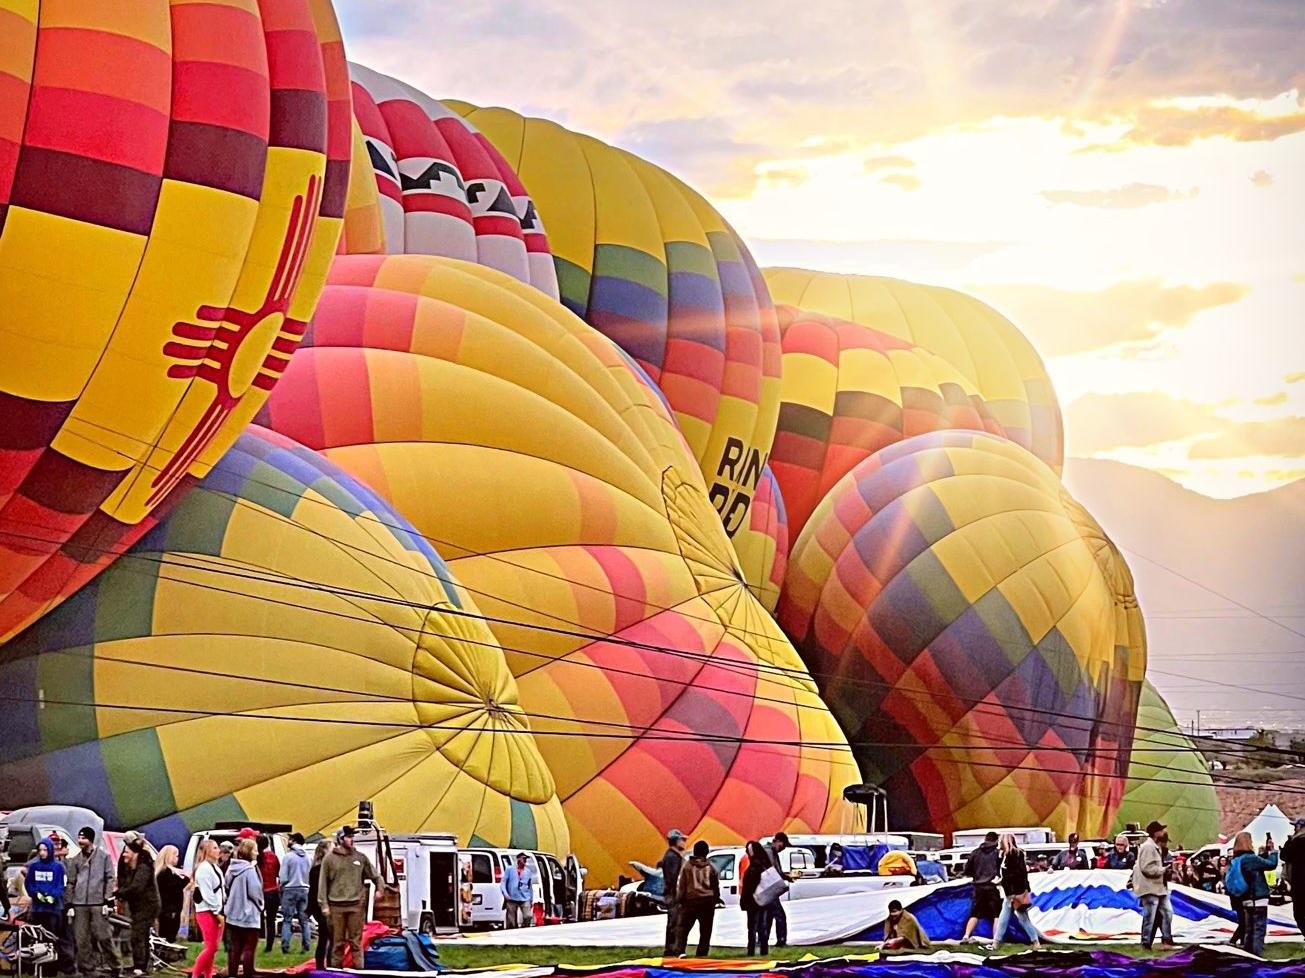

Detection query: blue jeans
(1139, 893), (1172, 947)
(281, 886), (311, 951)
(1241, 902), (1268, 957)
(993, 895), (1040, 945)
(768, 900), (787, 946)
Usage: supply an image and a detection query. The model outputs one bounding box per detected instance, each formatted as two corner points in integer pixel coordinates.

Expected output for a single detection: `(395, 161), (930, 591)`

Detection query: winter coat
(885, 910), (931, 950)
(119, 858), (161, 919)
(1282, 831), (1305, 888)
(658, 847), (684, 904)
(1053, 846), (1089, 870)
(223, 858), (265, 929)
(66, 846), (116, 907)
(24, 846), (66, 912)
(307, 863), (323, 916)
(964, 841), (1001, 886)
(1000, 848), (1030, 895)
(320, 845), (379, 907)
(278, 843), (311, 890)
(677, 856), (720, 903)
(1105, 848), (1136, 870)
(1132, 838), (1168, 897)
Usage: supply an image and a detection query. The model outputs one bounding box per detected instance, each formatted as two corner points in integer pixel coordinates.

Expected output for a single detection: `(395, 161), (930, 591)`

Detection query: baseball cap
(236, 827), (259, 840)
(219, 841), (235, 852)
(1146, 820), (1167, 835)
(667, 828), (687, 843)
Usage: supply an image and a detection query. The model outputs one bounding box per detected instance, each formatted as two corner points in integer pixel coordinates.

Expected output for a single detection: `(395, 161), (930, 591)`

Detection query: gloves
(102, 904), (112, 917)
(67, 908), (76, 919)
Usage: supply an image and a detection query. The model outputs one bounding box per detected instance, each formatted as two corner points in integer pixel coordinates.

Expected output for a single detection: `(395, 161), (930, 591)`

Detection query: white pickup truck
(707, 845), (914, 907)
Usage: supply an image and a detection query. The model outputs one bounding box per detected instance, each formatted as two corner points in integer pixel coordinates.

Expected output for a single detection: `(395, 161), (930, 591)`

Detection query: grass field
(203, 939), (1305, 970)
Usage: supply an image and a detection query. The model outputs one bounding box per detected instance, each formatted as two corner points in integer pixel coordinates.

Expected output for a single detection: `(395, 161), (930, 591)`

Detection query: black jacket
(658, 847), (685, 904)
(739, 856), (765, 912)
(307, 863), (322, 917)
(1000, 849), (1030, 895)
(965, 841), (1001, 886)
(119, 860), (161, 919)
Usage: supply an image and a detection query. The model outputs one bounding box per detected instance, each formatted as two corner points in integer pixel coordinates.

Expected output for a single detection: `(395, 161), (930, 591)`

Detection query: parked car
(457, 846), (585, 928)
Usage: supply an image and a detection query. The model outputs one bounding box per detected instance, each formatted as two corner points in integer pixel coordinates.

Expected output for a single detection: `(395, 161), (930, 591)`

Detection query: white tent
(1240, 803), (1294, 847)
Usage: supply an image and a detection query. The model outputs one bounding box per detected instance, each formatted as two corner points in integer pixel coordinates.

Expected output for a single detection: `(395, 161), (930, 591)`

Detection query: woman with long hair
(154, 845), (189, 943)
(991, 834), (1042, 952)
(307, 840), (334, 970)
(223, 838), (263, 978)
(738, 840), (771, 956)
(192, 840), (224, 978)
(1228, 831), (1278, 956)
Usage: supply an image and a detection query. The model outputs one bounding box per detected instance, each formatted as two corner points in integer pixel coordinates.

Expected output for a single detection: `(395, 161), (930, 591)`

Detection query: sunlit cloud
(1251, 169), (1274, 187)
(1188, 416), (1305, 459)
(879, 172), (921, 191)
(1076, 92), (1305, 152)
(1040, 182), (1198, 209)
(863, 155), (915, 173)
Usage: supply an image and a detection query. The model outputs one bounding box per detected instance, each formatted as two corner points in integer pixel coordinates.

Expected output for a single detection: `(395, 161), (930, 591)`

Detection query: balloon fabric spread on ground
(345, 64), (559, 299)
(780, 431), (1146, 838)
(771, 303), (1008, 543)
(0, 0), (351, 642)
(0, 426), (566, 852)
(763, 269), (1063, 474)
(1113, 680), (1219, 848)
(255, 253), (858, 883)
(443, 102), (782, 548)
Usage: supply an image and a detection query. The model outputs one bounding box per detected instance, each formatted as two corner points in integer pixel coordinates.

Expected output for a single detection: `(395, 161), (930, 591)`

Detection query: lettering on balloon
(710, 437), (767, 537)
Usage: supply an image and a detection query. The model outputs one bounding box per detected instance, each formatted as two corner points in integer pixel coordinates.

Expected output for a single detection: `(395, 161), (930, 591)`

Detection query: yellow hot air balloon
(257, 254), (857, 883)
(0, 427), (567, 851)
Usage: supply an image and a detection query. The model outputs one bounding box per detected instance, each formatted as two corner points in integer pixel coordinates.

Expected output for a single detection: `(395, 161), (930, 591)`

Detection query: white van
(181, 821), (292, 877)
(355, 831), (461, 936)
(952, 827), (1057, 849)
(457, 847), (585, 928)
(707, 845), (913, 906)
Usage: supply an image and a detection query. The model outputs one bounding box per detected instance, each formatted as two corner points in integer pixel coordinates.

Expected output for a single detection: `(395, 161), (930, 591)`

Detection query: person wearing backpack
(1132, 820), (1174, 949)
(1226, 831), (1279, 956)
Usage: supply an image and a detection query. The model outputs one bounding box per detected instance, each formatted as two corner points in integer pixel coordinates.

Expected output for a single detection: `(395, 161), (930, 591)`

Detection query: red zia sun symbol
(149, 174), (322, 506)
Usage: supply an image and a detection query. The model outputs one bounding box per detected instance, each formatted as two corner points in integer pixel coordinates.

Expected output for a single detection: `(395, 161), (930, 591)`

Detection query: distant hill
(1062, 459), (1305, 729)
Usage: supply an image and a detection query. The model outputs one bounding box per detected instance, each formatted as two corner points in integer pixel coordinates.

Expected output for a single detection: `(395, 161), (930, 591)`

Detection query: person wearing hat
(500, 852), (535, 929)
(657, 829), (688, 956)
(320, 826), (379, 968)
(1282, 816), (1305, 938)
(1133, 820), (1174, 949)
(65, 827), (119, 978)
(118, 840), (160, 975)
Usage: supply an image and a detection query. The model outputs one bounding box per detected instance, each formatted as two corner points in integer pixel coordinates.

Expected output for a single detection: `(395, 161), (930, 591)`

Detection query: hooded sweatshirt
(964, 841), (1001, 886)
(278, 843), (312, 890)
(320, 844), (379, 907)
(676, 856), (720, 903)
(25, 842), (66, 912)
(223, 858), (265, 929)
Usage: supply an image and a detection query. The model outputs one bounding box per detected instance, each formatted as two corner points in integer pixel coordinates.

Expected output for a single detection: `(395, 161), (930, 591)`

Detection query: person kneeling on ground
(879, 900), (931, 955)
(675, 841), (721, 958)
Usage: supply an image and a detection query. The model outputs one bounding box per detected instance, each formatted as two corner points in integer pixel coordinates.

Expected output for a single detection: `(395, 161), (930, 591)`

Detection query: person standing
(762, 833), (790, 948)
(118, 841), (160, 976)
(66, 827), (119, 978)
(1052, 834), (1090, 871)
(306, 841), (333, 971)
(1228, 830), (1279, 957)
(1105, 836), (1136, 871)
(24, 838), (65, 937)
(320, 826), (378, 968)
(738, 841), (771, 957)
(500, 853), (535, 929)
(153, 846), (188, 944)
(1281, 817), (1305, 940)
(674, 841), (720, 958)
(222, 839), (263, 978)
(191, 841), (224, 978)
(657, 829), (688, 956)
(278, 834), (312, 954)
(1133, 820), (1173, 950)
(961, 831), (1003, 944)
(991, 834), (1041, 951)
(255, 837), (280, 954)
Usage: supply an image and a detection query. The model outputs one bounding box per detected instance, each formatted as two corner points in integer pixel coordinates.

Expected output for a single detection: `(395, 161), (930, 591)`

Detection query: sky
(336, 0), (1304, 499)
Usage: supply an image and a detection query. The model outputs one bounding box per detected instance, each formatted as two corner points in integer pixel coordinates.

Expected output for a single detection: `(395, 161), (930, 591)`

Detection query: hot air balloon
(732, 465), (788, 614)
(338, 115), (385, 255)
(441, 102), (781, 545)
(763, 269), (1063, 472)
(0, 0), (351, 642)
(345, 64), (558, 298)
(1114, 681), (1219, 848)
(780, 431), (1145, 837)
(0, 426), (567, 850)
(771, 303), (1006, 542)
(256, 254), (857, 883)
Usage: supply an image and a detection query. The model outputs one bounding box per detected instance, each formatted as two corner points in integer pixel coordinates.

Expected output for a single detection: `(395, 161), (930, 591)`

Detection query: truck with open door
(354, 829), (460, 937)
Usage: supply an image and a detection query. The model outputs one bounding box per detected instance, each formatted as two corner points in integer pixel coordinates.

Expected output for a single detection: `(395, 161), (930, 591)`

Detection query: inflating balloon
(763, 269), (1062, 472)
(0, 426), (567, 851)
(1114, 681), (1219, 848)
(780, 431), (1144, 837)
(771, 303), (1006, 542)
(731, 465), (788, 614)
(0, 0), (350, 641)
(443, 102), (781, 544)
(257, 254), (857, 883)
(346, 64), (559, 298)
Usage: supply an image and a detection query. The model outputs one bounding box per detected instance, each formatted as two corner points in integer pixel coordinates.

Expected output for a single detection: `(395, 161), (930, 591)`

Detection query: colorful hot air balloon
(345, 64), (559, 298)
(257, 254), (857, 883)
(771, 303), (1007, 542)
(0, 0), (351, 642)
(1114, 681), (1219, 848)
(338, 115), (385, 255)
(732, 465), (788, 614)
(0, 426), (567, 850)
(442, 102), (782, 544)
(780, 431), (1145, 837)
(763, 269), (1063, 472)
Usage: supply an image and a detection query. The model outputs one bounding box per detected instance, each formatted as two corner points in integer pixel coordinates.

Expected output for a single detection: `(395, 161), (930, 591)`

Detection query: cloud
(1188, 416), (1305, 458)
(1064, 392), (1211, 455)
(1078, 101), (1305, 152)
(879, 172), (922, 191)
(974, 279), (1249, 357)
(614, 117), (767, 196)
(1040, 182), (1198, 209)
(863, 155), (915, 174)
(1251, 169), (1275, 187)
(1255, 392), (1289, 407)
(1288, 372), (1305, 384)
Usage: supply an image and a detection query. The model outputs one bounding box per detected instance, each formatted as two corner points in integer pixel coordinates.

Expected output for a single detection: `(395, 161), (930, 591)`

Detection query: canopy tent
(1241, 804), (1295, 848)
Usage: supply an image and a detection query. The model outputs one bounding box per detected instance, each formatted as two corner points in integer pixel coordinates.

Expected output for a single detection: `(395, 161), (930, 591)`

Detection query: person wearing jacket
(961, 831), (1002, 944)
(1282, 817), (1305, 940)
(879, 900), (932, 955)
(762, 832), (790, 948)
(991, 834), (1041, 951)
(1105, 836), (1136, 871)
(277, 834), (312, 954)
(500, 853), (534, 929)
(24, 838), (66, 937)
(66, 827), (119, 978)
(657, 829), (687, 956)
(1228, 831), (1279, 957)
(223, 839), (264, 978)
(674, 841), (720, 958)
(738, 840), (772, 957)
(306, 841), (333, 971)
(254, 837), (280, 954)
(320, 826), (379, 968)
(119, 842), (161, 976)
(154, 846), (188, 944)
(1132, 820), (1174, 950)
(191, 840), (224, 978)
